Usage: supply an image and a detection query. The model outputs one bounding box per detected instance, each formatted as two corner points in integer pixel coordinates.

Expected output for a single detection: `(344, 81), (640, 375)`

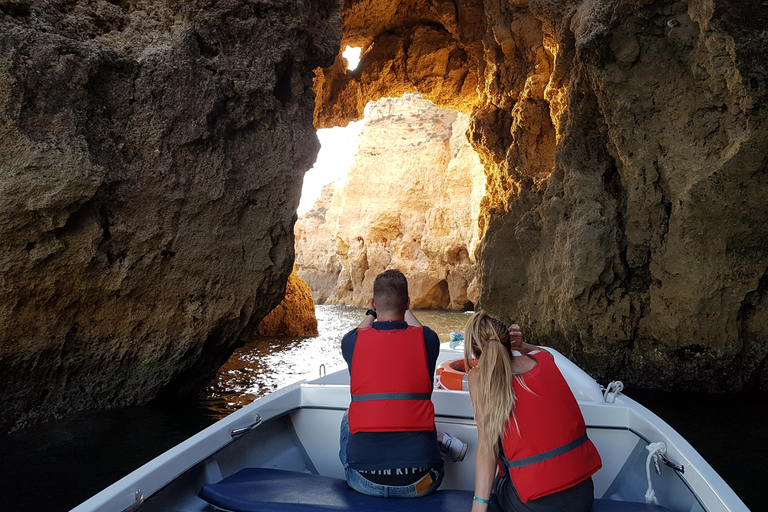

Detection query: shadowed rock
(0, 0), (341, 433)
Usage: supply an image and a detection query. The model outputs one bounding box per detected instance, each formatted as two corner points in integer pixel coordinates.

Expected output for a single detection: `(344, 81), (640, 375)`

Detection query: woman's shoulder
(512, 353), (539, 373)
(528, 348), (554, 360)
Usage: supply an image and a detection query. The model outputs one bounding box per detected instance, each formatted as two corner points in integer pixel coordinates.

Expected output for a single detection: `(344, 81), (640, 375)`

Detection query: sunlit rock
(257, 267), (319, 337)
(296, 94), (485, 310)
(314, 0), (768, 391)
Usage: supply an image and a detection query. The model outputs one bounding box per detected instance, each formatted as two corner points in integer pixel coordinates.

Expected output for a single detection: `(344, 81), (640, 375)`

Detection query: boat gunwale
(70, 366), (749, 512)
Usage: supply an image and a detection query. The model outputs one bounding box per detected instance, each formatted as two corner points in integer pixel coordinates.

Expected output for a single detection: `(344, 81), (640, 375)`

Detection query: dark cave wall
(0, 0), (341, 433)
(475, 0), (768, 391)
(1, 0), (766, 434)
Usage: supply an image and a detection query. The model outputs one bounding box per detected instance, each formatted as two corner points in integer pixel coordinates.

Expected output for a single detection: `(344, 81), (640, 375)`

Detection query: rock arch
(1, 0), (766, 434)
(313, 0), (768, 391)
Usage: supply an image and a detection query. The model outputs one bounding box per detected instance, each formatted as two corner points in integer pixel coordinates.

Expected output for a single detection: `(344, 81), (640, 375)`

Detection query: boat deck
(70, 350), (749, 512)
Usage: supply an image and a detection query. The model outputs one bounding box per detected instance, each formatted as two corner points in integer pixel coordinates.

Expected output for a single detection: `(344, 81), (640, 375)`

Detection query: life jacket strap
(351, 392), (431, 402)
(502, 433), (588, 469)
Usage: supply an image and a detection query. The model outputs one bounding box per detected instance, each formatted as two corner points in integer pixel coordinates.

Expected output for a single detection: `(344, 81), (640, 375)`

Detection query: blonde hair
(464, 311), (523, 457)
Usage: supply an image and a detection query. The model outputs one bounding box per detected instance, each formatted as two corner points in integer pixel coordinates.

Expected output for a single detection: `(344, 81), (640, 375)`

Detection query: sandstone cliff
(257, 267), (319, 337)
(295, 94), (486, 309)
(315, 0), (768, 391)
(0, 0), (340, 432)
(2, 0), (767, 434)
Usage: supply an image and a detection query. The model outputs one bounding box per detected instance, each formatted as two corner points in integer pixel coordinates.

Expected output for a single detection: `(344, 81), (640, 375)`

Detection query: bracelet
(473, 496), (490, 504)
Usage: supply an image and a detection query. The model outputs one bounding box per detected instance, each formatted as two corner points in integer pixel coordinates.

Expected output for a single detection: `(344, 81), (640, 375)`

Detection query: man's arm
(341, 329), (358, 374)
(405, 309), (422, 326)
(357, 314), (375, 329)
(423, 326), (440, 377)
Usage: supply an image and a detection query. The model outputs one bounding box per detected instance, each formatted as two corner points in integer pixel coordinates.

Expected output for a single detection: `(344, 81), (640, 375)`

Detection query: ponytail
(464, 311), (519, 457)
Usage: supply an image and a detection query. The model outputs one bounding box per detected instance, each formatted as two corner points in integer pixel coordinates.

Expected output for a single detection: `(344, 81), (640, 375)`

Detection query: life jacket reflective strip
(499, 351), (602, 502)
(349, 326), (435, 433)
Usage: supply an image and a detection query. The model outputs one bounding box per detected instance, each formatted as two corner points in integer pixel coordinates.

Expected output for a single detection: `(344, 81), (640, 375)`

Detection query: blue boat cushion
(198, 468), (674, 512)
(198, 468), (472, 512)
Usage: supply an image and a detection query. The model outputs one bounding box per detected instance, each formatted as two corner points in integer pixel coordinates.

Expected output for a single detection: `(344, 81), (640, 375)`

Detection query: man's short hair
(373, 269), (409, 313)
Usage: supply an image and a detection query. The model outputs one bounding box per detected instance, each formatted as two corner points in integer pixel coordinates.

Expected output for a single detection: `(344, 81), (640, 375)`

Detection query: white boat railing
(69, 345), (750, 512)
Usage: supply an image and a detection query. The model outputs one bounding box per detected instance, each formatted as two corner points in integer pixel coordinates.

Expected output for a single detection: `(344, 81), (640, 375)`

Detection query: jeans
(338, 413), (445, 498)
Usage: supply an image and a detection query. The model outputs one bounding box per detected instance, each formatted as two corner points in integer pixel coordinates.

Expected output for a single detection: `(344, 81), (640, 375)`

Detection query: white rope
(434, 372), (446, 390)
(603, 381), (624, 402)
(645, 442), (667, 504)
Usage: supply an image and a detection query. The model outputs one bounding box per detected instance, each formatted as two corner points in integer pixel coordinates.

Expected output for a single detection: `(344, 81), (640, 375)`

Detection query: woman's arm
(508, 323), (538, 354)
(469, 370), (496, 511)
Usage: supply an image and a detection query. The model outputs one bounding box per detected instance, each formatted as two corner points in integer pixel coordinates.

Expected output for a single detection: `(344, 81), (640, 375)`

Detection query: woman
(464, 312), (602, 512)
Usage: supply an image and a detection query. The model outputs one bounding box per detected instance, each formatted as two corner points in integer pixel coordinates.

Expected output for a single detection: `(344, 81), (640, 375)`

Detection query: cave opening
(294, 92), (486, 311)
(294, 2), (563, 313)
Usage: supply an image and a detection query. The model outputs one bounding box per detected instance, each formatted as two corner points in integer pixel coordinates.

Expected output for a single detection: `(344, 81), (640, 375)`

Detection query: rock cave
(1, 0), (767, 434)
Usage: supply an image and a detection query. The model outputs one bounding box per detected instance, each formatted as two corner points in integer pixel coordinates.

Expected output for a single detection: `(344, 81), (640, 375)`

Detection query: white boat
(70, 344), (749, 512)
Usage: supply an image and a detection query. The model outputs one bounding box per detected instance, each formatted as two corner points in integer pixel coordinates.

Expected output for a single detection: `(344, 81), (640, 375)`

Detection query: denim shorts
(339, 413), (445, 498)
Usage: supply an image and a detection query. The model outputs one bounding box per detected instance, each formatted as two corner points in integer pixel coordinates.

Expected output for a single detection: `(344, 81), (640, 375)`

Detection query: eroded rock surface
(2, 0), (767, 435)
(317, 0), (768, 391)
(295, 94), (485, 309)
(257, 267), (319, 337)
(0, 0), (340, 432)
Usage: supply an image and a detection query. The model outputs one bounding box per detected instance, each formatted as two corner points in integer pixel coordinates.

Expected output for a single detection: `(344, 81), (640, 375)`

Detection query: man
(339, 269), (466, 498)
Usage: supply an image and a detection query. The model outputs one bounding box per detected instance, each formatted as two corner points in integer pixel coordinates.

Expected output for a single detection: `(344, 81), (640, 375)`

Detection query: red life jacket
(499, 351), (602, 502)
(348, 326), (435, 434)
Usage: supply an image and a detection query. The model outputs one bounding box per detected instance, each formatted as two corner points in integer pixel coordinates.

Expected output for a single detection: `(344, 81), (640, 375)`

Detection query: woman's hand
(509, 324), (539, 354)
(508, 324), (523, 350)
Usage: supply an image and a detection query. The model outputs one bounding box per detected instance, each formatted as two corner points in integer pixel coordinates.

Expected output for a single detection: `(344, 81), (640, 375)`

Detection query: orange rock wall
(257, 267), (319, 337)
(315, 0), (768, 391)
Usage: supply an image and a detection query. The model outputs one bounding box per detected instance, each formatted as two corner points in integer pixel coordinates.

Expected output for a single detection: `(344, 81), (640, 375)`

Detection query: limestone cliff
(295, 94), (485, 309)
(294, 182), (342, 304)
(257, 267), (319, 337)
(0, 0), (340, 432)
(2, 0), (767, 435)
(315, 0), (768, 391)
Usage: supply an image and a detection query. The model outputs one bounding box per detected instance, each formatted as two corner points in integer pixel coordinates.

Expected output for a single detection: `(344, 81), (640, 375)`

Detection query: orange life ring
(434, 358), (469, 391)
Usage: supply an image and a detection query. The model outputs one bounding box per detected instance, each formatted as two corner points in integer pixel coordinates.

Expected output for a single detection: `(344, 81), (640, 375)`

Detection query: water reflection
(200, 306), (474, 418)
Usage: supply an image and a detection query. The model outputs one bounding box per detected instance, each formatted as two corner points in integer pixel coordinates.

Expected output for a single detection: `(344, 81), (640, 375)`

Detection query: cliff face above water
(1, 0), (766, 433)
(316, 0), (768, 391)
(295, 94), (486, 309)
(0, 0), (340, 433)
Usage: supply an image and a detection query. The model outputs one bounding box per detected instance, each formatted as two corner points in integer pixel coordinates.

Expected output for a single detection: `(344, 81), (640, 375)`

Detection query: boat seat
(198, 468), (471, 511)
(198, 467), (674, 512)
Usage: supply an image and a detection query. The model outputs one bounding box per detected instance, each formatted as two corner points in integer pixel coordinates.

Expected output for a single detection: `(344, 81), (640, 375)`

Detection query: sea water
(200, 306), (475, 418)
(0, 305), (763, 511)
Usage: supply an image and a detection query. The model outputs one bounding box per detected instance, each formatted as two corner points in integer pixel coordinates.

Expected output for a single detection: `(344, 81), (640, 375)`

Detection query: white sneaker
(440, 432), (468, 462)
